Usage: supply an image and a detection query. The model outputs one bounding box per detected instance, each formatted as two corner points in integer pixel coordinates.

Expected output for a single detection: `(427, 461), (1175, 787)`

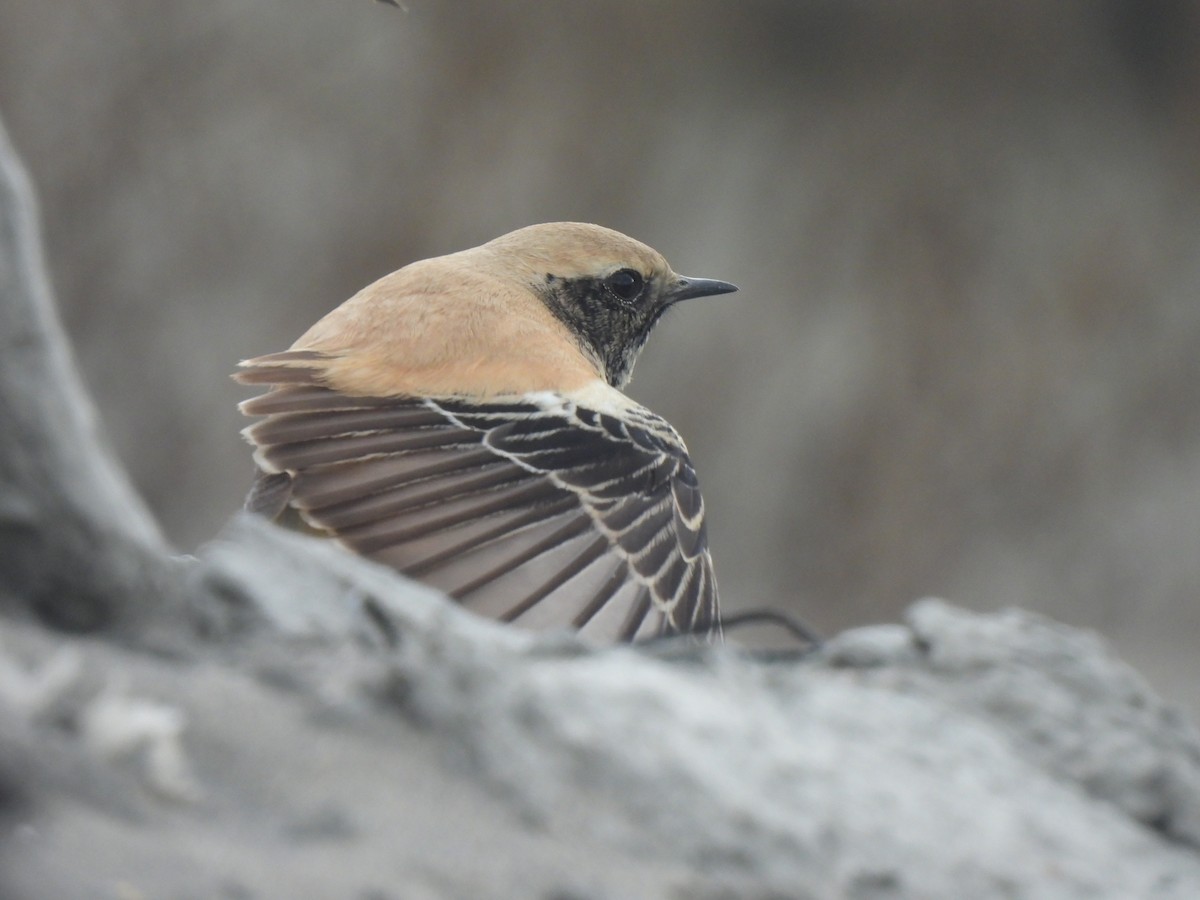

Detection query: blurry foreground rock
(2, 113), (1200, 899)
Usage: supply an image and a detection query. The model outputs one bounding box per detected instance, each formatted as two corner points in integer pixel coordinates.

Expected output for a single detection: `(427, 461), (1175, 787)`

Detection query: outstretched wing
(235, 354), (720, 643)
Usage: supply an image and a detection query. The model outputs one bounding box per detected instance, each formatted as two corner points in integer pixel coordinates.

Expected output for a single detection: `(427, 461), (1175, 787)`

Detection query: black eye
(605, 268), (644, 301)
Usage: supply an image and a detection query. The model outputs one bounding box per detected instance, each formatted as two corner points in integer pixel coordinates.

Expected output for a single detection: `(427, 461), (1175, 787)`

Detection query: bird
(234, 222), (736, 643)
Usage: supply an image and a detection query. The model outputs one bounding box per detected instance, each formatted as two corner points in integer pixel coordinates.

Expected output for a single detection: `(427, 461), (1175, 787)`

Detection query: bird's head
(481, 223), (738, 389)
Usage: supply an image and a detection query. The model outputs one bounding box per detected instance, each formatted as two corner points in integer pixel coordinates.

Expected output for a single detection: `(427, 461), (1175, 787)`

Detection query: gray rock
(7, 517), (1200, 898)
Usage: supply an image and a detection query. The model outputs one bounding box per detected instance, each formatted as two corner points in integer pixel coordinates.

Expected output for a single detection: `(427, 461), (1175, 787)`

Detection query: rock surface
(3, 518), (1200, 899)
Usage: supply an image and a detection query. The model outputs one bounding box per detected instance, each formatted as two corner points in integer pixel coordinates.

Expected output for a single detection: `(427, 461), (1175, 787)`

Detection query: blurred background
(1, 2), (1197, 710)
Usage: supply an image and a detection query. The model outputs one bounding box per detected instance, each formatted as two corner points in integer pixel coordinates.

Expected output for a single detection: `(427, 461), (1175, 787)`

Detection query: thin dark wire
(718, 609), (823, 647)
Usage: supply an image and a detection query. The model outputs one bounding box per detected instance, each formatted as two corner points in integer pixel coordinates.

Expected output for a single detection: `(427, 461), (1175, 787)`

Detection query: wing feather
(572, 564), (634, 630)
(449, 513), (596, 601)
(240, 386), (393, 416)
(261, 426), (478, 470)
(316, 464), (537, 531)
(291, 446), (498, 507)
(504, 534), (612, 618)
(617, 592), (654, 642)
(338, 480), (571, 554)
(248, 405), (450, 444)
(236, 358), (720, 642)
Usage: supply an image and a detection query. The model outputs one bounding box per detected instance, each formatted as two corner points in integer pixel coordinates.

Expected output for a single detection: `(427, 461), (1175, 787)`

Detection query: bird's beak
(665, 276), (739, 305)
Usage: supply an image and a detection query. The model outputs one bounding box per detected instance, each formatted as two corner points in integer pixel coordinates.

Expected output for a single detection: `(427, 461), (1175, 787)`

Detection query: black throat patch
(536, 274), (666, 388)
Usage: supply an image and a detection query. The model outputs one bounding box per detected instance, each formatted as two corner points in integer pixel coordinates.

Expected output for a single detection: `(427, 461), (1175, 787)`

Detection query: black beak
(665, 275), (739, 305)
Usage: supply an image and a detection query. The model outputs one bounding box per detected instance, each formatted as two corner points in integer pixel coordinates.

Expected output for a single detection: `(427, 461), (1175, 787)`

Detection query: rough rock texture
(4, 520), (1200, 899)
(2, 107), (1200, 898)
(0, 113), (180, 635)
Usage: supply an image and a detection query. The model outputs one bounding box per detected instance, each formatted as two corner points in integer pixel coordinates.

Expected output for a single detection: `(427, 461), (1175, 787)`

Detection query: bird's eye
(605, 268), (645, 302)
